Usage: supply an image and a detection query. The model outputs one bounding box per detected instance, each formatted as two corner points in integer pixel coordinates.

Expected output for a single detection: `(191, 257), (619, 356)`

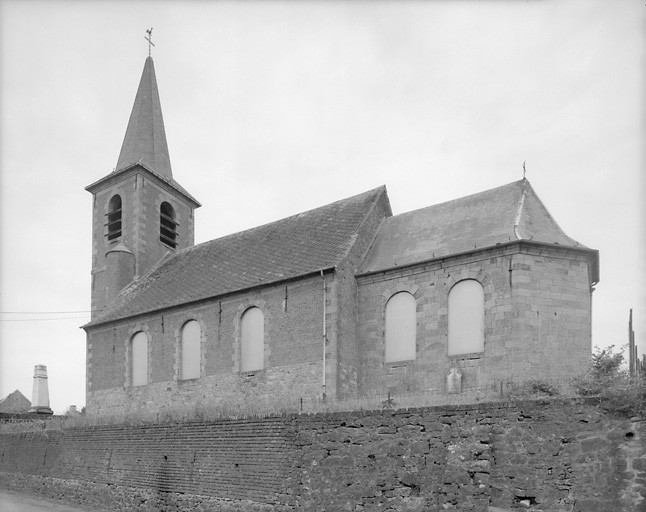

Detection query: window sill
(385, 359), (415, 368)
(449, 352), (483, 360)
(239, 369), (265, 377)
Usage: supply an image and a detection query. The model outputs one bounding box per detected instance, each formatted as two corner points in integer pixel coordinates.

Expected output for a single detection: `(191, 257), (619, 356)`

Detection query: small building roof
(358, 179), (597, 276)
(0, 389), (31, 413)
(85, 186), (389, 327)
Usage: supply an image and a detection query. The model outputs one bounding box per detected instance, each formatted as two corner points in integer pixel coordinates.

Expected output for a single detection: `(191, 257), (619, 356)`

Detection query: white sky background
(0, 0), (643, 414)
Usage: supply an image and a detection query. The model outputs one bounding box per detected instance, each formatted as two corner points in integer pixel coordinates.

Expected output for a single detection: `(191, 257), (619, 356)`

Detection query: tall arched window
(106, 195), (122, 241)
(448, 280), (485, 356)
(160, 201), (178, 248)
(240, 307), (264, 372)
(385, 292), (416, 363)
(131, 331), (148, 386)
(181, 320), (201, 380)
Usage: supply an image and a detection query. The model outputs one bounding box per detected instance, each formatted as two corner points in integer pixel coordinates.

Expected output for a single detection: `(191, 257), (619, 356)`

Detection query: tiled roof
(358, 179), (589, 275)
(87, 186), (387, 327)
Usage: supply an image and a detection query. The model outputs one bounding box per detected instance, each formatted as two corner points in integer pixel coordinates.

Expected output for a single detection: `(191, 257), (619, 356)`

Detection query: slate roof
(358, 179), (596, 275)
(86, 186), (388, 327)
(116, 56), (172, 178)
(85, 57), (200, 206)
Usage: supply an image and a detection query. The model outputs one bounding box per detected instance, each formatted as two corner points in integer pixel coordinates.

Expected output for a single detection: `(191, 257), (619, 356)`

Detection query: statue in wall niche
(446, 364), (462, 394)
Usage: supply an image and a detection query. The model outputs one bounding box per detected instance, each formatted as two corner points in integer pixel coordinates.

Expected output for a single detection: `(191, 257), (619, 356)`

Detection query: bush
(573, 345), (646, 416)
(506, 379), (560, 400)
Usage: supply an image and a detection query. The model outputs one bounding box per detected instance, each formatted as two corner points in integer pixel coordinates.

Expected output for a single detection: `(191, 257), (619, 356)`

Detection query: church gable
(88, 186), (389, 327)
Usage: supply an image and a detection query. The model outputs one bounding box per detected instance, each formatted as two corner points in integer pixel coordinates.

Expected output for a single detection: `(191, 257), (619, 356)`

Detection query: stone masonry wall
(356, 243), (593, 397)
(288, 400), (644, 512)
(87, 273), (327, 416)
(334, 189), (392, 399)
(1, 400), (644, 511)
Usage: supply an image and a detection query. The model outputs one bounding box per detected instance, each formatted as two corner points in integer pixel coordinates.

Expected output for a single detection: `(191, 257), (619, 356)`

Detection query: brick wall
(1, 400), (644, 511)
(87, 274), (327, 416)
(356, 243), (593, 397)
(1, 416), (293, 508)
(89, 241), (593, 417)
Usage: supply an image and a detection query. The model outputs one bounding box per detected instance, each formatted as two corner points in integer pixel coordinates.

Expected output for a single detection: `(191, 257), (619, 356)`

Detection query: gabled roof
(85, 186), (389, 327)
(359, 179), (596, 275)
(0, 389), (31, 413)
(116, 57), (172, 178)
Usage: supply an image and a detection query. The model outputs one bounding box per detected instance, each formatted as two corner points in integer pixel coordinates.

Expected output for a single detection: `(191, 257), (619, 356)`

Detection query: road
(0, 491), (95, 512)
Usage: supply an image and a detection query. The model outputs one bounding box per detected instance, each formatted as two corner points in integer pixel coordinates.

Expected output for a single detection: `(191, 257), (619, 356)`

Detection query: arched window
(181, 320), (201, 380)
(160, 201), (178, 248)
(448, 280), (485, 356)
(240, 307), (264, 372)
(106, 195), (122, 241)
(131, 331), (148, 386)
(385, 292), (416, 363)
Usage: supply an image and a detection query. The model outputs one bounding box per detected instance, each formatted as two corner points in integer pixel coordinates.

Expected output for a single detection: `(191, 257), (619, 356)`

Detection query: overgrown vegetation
(506, 379), (561, 400)
(572, 345), (645, 417)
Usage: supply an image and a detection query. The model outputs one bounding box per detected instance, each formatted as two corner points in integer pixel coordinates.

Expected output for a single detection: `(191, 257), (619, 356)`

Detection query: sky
(0, 0), (643, 414)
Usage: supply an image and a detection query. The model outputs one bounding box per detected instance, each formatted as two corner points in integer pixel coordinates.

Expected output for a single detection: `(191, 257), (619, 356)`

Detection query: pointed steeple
(116, 57), (172, 178)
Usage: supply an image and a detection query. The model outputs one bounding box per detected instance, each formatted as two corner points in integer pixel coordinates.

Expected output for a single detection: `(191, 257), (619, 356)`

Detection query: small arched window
(385, 292), (416, 363)
(240, 307), (264, 372)
(160, 201), (178, 248)
(448, 280), (485, 356)
(181, 320), (201, 380)
(131, 331), (148, 386)
(106, 195), (122, 241)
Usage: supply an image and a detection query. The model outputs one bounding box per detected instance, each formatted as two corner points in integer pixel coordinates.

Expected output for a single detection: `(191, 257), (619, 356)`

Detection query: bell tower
(86, 56), (200, 318)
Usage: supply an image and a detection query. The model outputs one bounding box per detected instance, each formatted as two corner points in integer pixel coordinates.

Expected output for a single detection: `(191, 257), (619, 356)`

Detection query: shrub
(506, 379), (560, 400)
(573, 345), (646, 416)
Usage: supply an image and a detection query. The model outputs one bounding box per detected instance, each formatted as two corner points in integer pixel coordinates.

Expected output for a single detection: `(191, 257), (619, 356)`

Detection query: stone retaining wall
(1, 399), (644, 511)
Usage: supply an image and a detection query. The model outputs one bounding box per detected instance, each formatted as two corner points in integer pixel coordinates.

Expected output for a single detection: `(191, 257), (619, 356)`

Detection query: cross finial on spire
(523, 160), (526, 179)
(145, 27), (155, 57)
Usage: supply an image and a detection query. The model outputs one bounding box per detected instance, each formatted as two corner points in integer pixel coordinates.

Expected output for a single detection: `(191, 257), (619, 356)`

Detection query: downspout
(321, 270), (327, 400)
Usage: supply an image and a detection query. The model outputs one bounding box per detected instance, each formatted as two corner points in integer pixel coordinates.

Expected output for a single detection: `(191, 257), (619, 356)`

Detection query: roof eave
(85, 163), (201, 208)
(81, 265), (337, 330)
(357, 239), (599, 282)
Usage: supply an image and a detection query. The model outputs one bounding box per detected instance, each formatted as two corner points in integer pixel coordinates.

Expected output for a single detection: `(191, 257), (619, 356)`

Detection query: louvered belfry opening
(160, 201), (178, 248)
(106, 195), (122, 241)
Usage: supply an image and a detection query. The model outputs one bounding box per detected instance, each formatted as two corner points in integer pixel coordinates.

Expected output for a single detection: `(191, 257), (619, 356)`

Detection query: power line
(0, 310), (92, 314)
(1, 316), (90, 322)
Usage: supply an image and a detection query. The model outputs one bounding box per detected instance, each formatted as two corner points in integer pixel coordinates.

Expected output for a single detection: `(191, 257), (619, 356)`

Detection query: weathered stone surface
(0, 400), (644, 511)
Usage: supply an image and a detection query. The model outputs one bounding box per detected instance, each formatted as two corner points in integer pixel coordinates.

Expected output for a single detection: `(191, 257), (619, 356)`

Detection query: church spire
(115, 56), (172, 178)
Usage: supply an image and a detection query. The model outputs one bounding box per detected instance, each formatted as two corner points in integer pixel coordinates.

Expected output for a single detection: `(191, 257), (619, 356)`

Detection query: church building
(82, 57), (599, 416)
